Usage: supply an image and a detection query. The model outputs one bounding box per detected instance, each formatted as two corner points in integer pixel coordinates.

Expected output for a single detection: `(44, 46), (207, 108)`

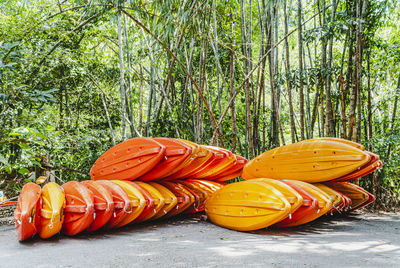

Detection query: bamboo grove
(0, 0), (399, 209)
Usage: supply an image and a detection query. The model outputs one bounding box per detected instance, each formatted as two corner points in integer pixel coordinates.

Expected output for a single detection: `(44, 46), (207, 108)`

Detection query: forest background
(1, 0), (399, 210)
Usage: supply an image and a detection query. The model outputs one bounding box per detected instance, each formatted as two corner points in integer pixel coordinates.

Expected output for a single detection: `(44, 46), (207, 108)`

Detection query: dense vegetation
(0, 0), (399, 210)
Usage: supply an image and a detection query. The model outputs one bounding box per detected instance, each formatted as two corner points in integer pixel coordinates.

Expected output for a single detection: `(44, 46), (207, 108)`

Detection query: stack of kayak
(14, 179), (224, 241)
(90, 137), (247, 182)
(14, 137), (244, 241)
(205, 138), (381, 231)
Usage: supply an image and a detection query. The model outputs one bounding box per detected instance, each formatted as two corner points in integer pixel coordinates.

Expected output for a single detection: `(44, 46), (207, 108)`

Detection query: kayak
(147, 182), (178, 220)
(313, 183), (343, 214)
(81, 181), (114, 232)
(252, 178), (303, 217)
(128, 182), (155, 222)
(288, 180), (333, 213)
(308, 137), (365, 151)
(275, 180), (320, 227)
(14, 182), (42, 241)
(62, 181), (94, 236)
(111, 180), (145, 227)
(332, 153), (383, 182)
(139, 138), (192, 181)
(179, 181), (208, 213)
(242, 139), (371, 183)
(164, 142), (212, 180)
(90, 137), (166, 181)
(210, 155), (248, 182)
(178, 182), (201, 214)
(205, 180), (291, 231)
(38, 182), (65, 239)
(325, 182), (373, 211)
(159, 181), (193, 217)
(285, 180), (332, 221)
(95, 180), (132, 229)
(135, 182), (165, 221)
(161, 140), (200, 179)
(188, 146), (236, 179)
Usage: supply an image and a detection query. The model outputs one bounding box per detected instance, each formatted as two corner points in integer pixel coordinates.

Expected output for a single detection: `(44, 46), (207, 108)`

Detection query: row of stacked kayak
(205, 179), (375, 231)
(14, 179), (224, 241)
(206, 137), (381, 231)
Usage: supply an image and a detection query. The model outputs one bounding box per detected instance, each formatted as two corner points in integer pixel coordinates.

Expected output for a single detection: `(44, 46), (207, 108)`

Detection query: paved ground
(0, 213), (399, 268)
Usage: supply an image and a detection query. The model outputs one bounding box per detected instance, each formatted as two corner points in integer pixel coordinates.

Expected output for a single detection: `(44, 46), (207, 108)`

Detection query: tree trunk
(117, 9), (126, 140)
(297, 0), (305, 140)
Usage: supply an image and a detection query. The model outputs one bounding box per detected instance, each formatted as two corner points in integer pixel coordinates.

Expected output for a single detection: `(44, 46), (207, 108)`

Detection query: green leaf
(9, 132), (21, 136)
(18, 143), (31, 149)
(18, 167), (30, 175)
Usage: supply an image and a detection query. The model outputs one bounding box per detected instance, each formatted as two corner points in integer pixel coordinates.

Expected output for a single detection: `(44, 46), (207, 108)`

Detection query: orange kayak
(95, 180), (132, 228)
(208, 155), (247, 181)
(164, 142), (212, 180)
(81, 181), (114, 232)
(14, 182), (42, 241)
(139, 138), (192, 181)
(62, 181), (94, 236)
(188, 146), (236, 179)
(90, 137), (166, 181)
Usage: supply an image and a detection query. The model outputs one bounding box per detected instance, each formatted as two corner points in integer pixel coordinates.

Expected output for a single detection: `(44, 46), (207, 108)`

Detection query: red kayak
(90, 137), (166, 181)
(159, 182), (193, 217)
(332, 153), (383, 182)
(178, 183), (201, 214)
(95, 180), (132, 229)
(14, 183), (42, 241)
(179, 181), (208, 213)
(275, 181), (319, 227)
(81, 181), (114, 232)
(348, 183), (376, 211)
(128, 182), (155, 222)
(62, 181), (94, 235)
(139, 138), (192, 181)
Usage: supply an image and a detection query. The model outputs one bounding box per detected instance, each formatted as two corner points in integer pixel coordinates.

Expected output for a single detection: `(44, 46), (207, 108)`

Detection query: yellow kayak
(135, 182), (165, 222)
(38, 182), (65, 239)
(252, 178), (303, 217)
(147, 182), (178, 220)
(313, 183), (343, 212)
(205, 180), (290, 231)
(325, 182), (370, 210)
(242, 139), (370, 183)
(111, 180), (146, 227)
(308, 137), (365, 151)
